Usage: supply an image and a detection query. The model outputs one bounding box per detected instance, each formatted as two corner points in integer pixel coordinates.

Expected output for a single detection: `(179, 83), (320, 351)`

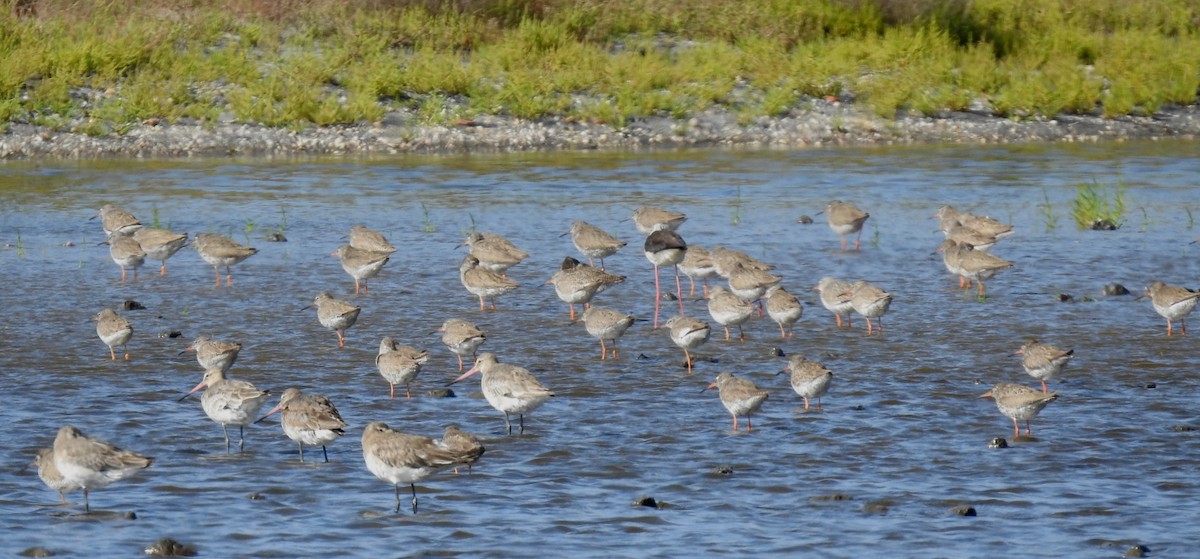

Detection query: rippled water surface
(2, 142), (1199, 557)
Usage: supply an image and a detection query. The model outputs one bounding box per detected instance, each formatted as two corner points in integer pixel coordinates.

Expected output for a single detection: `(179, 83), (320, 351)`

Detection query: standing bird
(545, 263), (624, 321)
(438, 424), (485, 474)
(255, 388), (347, 463)
(91, 204), (142, 238)
(459, 232), (528, 276)
(375, 337), (429, 399)
(644, 229), (687, 328)
(678, 245), (719, 297)
(846, 280), (892, 335)
(361, 422), (470, 514)
(32, 448), (80, 504)
(306, 292), (361, 348)
(132, 227), (188, 276)
(814, 276), (854, 328)
(193, 233), (258, 288)
(980, 383), (1058, 438)
(661, 315), (711, 373)
(94, 308), (133, 361)
(1145, 280), (1200, 336)
(820, 200), (870, 251)
(106, 233), (145, 283)
(449, 353), (555, 435)
(182, 335), (242, 374)
(349, 224), (397, 254)
(707, 285), (754, 342)
(1017, 339), (1074, 393)
(437, 318), (486, 371)
(934, 205), (1014, 240)
(704, 372), (769, 432)
(629, 206), (687, 235)
(180, 368), (271, 453)
(727, 261), (782, 314)
(954, 243), (1014, 296)
(765, 285), (803, 338)
(778, 355), (833, 411)
(459, 254), (519, 311)
(51, 425), (152, 512)
(580, 306), (635, 360)
(563, 220), (626, 269)
(333, 244), (391, 295)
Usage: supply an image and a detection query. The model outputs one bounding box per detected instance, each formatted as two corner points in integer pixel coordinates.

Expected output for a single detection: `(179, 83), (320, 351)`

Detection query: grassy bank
(1, 0), (1198, 135)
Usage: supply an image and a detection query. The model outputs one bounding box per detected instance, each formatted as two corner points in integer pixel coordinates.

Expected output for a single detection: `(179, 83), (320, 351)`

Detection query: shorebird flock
(30, 199), (1193, 516)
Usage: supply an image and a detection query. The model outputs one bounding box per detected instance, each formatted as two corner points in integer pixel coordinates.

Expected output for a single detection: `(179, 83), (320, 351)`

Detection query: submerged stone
(951, 505), (977, 517)
(1102, 283), (1130, 296)
(144, 538), (197, 557)
(631, 496), (659, 508)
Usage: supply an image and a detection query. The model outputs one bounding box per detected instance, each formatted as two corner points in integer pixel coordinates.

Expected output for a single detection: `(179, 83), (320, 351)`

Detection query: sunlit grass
(0, 0), (1196, 131)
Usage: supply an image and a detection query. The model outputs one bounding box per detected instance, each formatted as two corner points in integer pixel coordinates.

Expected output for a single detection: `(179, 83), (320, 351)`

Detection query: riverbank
(3, 100), (1198, 160)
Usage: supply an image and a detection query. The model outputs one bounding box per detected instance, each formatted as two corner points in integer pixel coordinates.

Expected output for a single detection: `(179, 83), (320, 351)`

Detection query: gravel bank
(2, 99), (1198, 159)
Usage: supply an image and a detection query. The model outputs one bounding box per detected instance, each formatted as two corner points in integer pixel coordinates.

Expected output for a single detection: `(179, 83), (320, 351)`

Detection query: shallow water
(1, 142), (1199, 557)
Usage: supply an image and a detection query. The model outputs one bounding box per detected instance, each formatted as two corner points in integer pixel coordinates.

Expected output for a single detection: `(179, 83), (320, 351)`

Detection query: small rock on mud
(1102, 283), (1130, 296)
(426, 388), (456, 398)
(144, 538), (197, 557)
(951, 505), (977, 516)
(122, 299), (146, 310)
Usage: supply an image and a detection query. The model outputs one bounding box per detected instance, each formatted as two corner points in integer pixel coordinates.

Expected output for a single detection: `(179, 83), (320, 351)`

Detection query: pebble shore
(2, 100), (1198, 159)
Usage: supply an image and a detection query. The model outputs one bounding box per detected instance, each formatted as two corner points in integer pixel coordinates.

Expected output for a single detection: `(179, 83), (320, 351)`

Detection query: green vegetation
(1040, 189), (1058, 232)
(0, 0), (1197, 134)
(1071, 177), (1127, 230)
(420, 202), (435, 233)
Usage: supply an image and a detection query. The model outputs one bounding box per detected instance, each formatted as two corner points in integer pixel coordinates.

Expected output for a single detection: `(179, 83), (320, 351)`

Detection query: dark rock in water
(426, 388), (456, 398)
(811, 494), (853, 502)
(1102, 283), (1131, 296)
(265, 231), (287, 242)
(796, 215), (814, 225)
(632, 496), (658, 508)
(122, 299), (146, 311)
(662, 291), (678, 301)
(1089, 219), (1119, 230)
(951, 505), (977, 517)
(988, 437), (1009, 449)
(19, 548), (54, 558)
(144, 538), (197, 557)
(1145, 382), (1156, 389)
(1058, 293), (1074, 302)
(1171, 425), (1197, 432)
(1124, 544), (1150, 557)
(768, 347), (784, 357)
(863, 500), (891, 514)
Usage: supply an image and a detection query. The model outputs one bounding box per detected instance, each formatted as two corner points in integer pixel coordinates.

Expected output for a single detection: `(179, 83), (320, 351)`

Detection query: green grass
(0, 0), (1197, 131)
(1071, 177), (1127, 230)
(1040, 189), (1059, 232)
